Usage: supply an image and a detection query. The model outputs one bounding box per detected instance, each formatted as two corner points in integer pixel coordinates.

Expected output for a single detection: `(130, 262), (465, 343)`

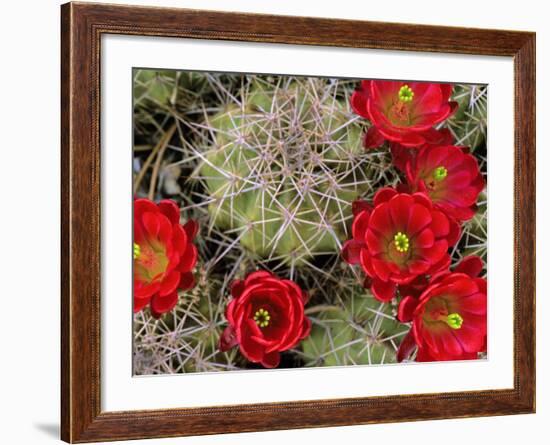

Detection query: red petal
(244, 270), (274, 286)
(179, 272), (196, 290)
(159, 270), (181, 296)
(407, 204), (432, 236)
(231, 279), (245, 299)
(371, 80), (401, 103)
(455, 256), (484, 278)
(183, 219), (199, 240)
(359, 249), (375, 277)
(368, 205), (393, 236)
(350, 86), (370, 119)
(421, 127), (454, 146)
(134, 280), (161, 299)
(460, 292), (487, 316)
(415, 346), (436, 362)
(439, 83), (454, 101)
(413, 83), (443, 114)
(239, 320), (266, 363)
(418, 240), (448, 264)
(413, 228), (435, 249)
(261, 351), (281, 368)
(390, 143), (413, 172)
(388, 131), (426, 147)
(412, 192), (433, 210)
(371, 278), (396, 302)
(134, 199), (159, 219)
(407, 260), (431, 276)
(454, 321), (486, 353)
(179, 243), (198, 273)
(300, 317), (312, 339)
(366, 230), (386, 255)
(341, 239), (364, 265)
(371, 258), (393, 282)
(142, 211), (160, 238)
(373, 187), (398, 207)
(219, 326), (239, 352)
(352, 210), (370, 240)
(397, 295), (418, 322)
(446, 217), (461, 246)
(158, 199), (180, 225)
(133, 294), (151, 313)
(363, 126), (386, 148)
(397, 330), (417, 362)
(352, 200), (372, 217)
(157, 213), (173, 245)
(172, 225), (188, 253)
(388, 194), (414, 230)
(430, 210), (450, 239)
(150, 291), (178, 318)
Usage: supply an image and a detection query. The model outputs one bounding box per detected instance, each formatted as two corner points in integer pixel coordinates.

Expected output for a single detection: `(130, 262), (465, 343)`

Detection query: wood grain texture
(60, 2), (536, 442)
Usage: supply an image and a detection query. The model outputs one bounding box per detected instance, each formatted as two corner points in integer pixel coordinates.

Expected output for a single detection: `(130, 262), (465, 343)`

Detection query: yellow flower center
(254, 308), (271, 328)
(133, 242), (141, 260)
(393, 232), (410, 253)
(433, 166), (448, 181)
(398, 85), (414, 102)
(446, 313), (464, 329)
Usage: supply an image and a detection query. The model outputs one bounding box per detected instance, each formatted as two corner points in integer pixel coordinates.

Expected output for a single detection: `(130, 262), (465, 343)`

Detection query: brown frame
(61, 1), (536, 443)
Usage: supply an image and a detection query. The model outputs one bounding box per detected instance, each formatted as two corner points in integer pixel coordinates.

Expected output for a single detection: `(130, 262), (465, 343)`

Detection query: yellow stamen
(393, 232), (410, 253)
(446, 313), (463, 329)
(433, 166), (448, 181)
(254, 308), (271, 328)
(133, 243), (141, 260)
(398, 85), (414, 102)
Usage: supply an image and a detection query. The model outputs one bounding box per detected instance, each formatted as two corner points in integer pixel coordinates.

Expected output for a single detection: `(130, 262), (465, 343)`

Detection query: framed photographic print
(61, 2), (536, 442)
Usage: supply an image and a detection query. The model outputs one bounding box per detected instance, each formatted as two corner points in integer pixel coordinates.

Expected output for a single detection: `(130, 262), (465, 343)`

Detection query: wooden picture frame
(61, 2), (536, 442)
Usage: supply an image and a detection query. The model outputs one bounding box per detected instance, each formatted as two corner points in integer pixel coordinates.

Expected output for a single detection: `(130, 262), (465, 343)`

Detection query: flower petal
(159, 270), (180, 296)
(407, 204), (432, 236)
(179, 243), (198, 273)
(183, 219), (199, 240)
(158, 199), (180, 225)
(397, 330), (417, 362)
(150, 291), (178, 318)
(370, 278), (396, 302)
(341, 239), (364, 265)
(261, 351), (281, 368)
(454, 255), (484, 278)
(398, 295), (418, 322)
(179, 272), (196, 291)
(219, 326), (238, 352)
(363, 126), (386, 148)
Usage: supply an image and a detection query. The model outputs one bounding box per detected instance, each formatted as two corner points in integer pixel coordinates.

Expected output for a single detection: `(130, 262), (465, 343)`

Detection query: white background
(0, 0), (545, 444)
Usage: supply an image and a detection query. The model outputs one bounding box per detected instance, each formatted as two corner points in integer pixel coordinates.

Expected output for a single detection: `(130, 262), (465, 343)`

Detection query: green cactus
(458, 190), (487, 266)
(445, 84), (487, 152)
(195, 77), (393, 265)
(301, 290), (408, 366)
(133, 270), (244, 374)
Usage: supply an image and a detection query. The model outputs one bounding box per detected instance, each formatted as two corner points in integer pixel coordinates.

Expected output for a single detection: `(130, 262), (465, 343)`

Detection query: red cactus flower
(396, 259), (487, 362)
(134, 198), (198, 318)
(219, 271), (311, 368)
(405, 145), (485, 221)
(342, 189), (460, 302)
(351, 80), (458, 148)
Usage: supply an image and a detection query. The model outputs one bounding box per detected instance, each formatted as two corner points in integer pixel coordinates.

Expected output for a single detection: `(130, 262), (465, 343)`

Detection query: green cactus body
(446, 84), (487, 151)
(301, 291), (408, 366)
(461, 190), (487, 264)
(197, 77), (387, 265)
